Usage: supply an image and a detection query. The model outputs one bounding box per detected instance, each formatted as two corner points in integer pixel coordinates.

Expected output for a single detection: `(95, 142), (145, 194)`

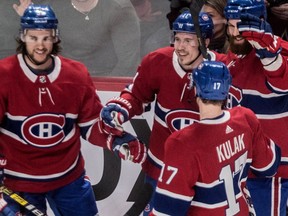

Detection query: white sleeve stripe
(156, 187), (193, 202)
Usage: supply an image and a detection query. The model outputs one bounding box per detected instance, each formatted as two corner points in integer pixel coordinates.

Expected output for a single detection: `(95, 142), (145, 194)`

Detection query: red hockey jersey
(152, 107), (280, 216)
(120, 46), (200, 180)
(0, 54), (108, 193)
(213, 41), (288, 178)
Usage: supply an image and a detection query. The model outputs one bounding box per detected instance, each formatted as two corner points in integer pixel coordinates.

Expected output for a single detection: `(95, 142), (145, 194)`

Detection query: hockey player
(150, 60), (281, 216)
(0, 4), (146, 216)
(100, 10), (214, 215)
(212, 0), (288, 215)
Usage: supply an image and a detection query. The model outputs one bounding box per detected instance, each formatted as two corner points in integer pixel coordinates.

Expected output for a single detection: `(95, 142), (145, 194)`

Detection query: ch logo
(21, 114), (65, 148)
(227, 85), (243, 109)
(166, 110), (199, 132)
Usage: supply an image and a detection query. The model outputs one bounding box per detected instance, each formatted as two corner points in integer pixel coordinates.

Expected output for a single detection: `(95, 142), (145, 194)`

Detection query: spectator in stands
(166, 0), (194, 31)
(201, 0), (229, 53)
(131, 0), (171, 58)
(265, 0), (288, 40)
(4, 0), (141, 77)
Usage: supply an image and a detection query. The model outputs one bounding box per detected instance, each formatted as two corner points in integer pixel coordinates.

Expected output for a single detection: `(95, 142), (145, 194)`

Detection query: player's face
(174, 33), (201, 70)
(227, 19), (244, 45)
(227, 19), (253, 55)
(22, 29), (55, 68)
(201, 5), (226, 38)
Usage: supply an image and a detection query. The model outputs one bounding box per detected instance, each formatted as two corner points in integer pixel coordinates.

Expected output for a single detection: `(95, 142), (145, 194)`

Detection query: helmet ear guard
(192, 61), (232, 101)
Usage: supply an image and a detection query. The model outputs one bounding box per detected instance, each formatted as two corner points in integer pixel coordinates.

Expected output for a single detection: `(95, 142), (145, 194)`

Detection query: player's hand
(100, 97), (131, 136)
(0, 155), (6, 185)
(0, 192), (17, 216)
(13, 0), (32, 16)
(107, 133), (147, 164)
(237, 13), (281, 59)
(0, 193), (7, 212)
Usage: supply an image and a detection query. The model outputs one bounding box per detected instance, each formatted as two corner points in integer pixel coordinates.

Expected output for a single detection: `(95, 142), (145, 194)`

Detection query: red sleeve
(77, 72), (109, 148)
(263, 39), (288, 90)
(158, 133), (198, 198)
(119, 51), (164, 117)
(245, 108), (280, 176)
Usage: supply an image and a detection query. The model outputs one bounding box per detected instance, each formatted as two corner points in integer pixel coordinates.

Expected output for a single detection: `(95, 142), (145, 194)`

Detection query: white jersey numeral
(219, 153), (247, 216)
(159, 164), (178, 185)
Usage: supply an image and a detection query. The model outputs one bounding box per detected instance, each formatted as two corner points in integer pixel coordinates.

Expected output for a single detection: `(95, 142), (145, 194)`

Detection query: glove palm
(237, 13), (281, 59)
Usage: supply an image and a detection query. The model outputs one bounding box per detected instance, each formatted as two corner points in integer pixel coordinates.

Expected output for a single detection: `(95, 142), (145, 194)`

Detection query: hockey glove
(0, 193), (17, 216)
(100, 97), (131, 136)
(0, 156), (15, 216)
(107, 133), (147, 164)
(0, 194), (7, 213)
(237, 13), (281, 59)
(0, 155), (6, 184)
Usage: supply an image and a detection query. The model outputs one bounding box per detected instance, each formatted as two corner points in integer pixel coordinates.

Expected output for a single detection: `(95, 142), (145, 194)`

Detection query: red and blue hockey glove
(237, 13), (282, 59)
(0, 155), (6, 185)
(0, 194), (7, 214)
(107, 133), (147, 164)
(100, 97), (132, 136)
(0, 156), (15, 216)
(0, 192), (21, 216)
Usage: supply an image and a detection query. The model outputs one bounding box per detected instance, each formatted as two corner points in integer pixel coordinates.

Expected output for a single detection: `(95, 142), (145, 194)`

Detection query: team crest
(227, 85), (243, 108)
(21, 113), (66, 147)
(166, 110), (199, 132)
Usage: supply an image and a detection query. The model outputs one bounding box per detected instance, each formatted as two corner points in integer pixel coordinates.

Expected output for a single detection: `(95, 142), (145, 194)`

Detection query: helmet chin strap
(185, 48), (202, 69)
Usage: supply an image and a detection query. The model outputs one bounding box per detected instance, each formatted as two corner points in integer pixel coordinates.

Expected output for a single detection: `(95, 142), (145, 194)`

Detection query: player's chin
(233, 35), (245, 43)
(179, 58), (190, 67)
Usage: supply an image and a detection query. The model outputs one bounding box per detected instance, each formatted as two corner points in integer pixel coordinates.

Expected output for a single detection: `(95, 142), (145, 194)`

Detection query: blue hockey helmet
(21, 4), (58, 30)
(172, 11), (214, 39)
(224, 0), (267, 20)
(192, 61), (232, 100)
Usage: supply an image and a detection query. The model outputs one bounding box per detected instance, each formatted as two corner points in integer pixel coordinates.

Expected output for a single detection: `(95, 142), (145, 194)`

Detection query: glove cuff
(107, 96), (132, 119)
(0, 196), (7, 211)
(261, 54), (283, 72)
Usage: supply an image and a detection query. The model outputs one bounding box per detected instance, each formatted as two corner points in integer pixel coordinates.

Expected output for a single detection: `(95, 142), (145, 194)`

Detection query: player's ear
(20, 31), (25, 42)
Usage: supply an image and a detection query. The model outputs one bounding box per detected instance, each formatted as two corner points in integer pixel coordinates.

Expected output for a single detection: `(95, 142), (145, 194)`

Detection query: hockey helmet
(21, 4), (58, 30)
(224, 0), (267, 20)
(172, 11), (214, 39)
(192, 61), (232, 101)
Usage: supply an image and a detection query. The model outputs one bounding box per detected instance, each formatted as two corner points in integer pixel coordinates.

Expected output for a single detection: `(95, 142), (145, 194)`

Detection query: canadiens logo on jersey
(227, 85), (243, 108)
(165, 110), (199, 132)
(22, 113), (66, 147)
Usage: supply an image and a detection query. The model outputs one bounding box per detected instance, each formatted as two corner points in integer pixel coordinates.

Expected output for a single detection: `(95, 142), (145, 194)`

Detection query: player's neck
(198, 99), (223, 120)
(24, 54), (53, 71)
(180, 53), (203, 71)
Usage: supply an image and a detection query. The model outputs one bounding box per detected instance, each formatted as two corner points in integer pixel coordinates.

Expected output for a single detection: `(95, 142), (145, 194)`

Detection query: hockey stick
(0, 185), (46, 216)
(189, 1), (211, 60)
